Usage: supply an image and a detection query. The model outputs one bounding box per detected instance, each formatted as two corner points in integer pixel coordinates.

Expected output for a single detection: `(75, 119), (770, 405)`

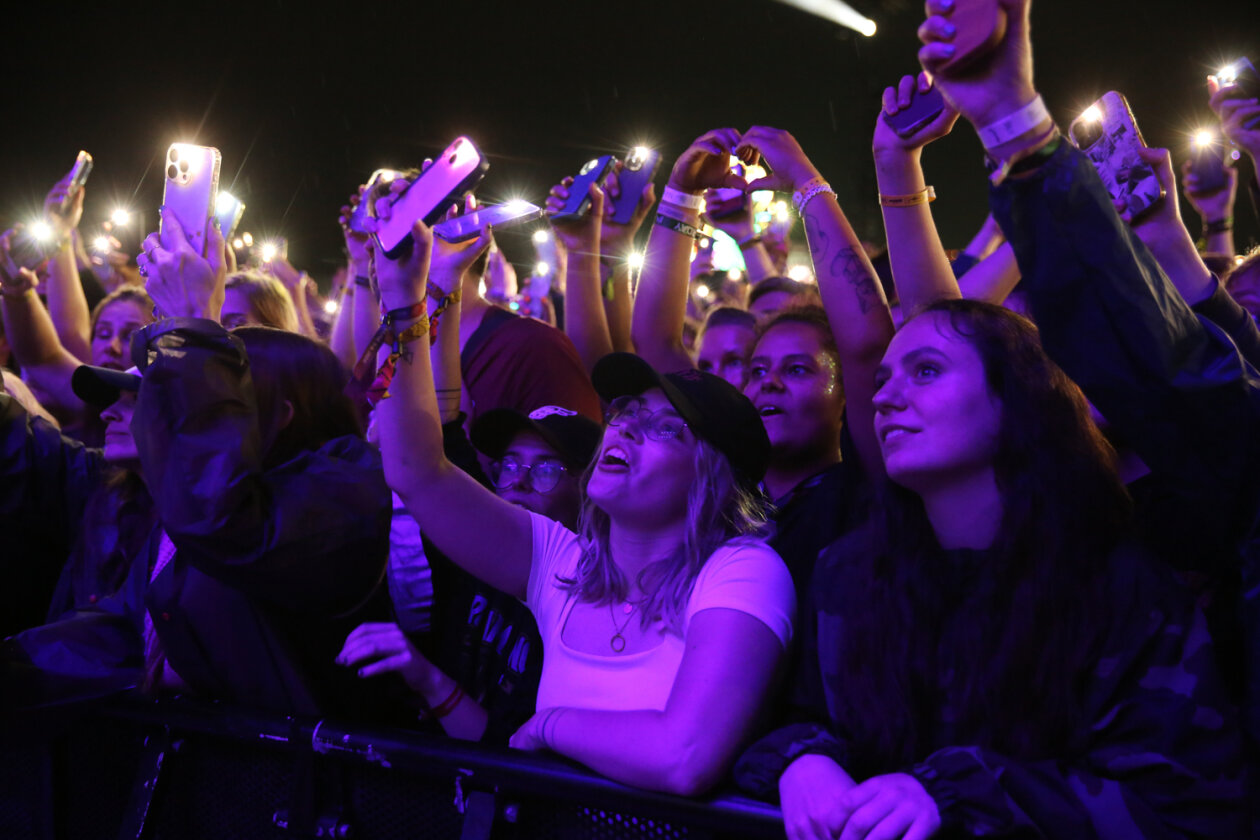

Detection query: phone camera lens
(169, 149), (179, 163)
(179, 160), (190, 173)
(448, 153), (458, 165)
(581, 159), (597, 175)
(167, 164), (179, 180)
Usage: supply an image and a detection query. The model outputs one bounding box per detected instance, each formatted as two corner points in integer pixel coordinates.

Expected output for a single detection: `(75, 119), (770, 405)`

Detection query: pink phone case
(161, 144), (222, 257)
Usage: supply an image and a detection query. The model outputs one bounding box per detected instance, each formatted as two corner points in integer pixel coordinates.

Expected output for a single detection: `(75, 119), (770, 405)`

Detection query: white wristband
(977, 96), (1051, 151)
(661, 186), (703, 210)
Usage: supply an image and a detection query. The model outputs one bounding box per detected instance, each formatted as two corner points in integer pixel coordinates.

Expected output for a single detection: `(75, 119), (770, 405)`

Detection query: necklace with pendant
(609, 600), (637, 653)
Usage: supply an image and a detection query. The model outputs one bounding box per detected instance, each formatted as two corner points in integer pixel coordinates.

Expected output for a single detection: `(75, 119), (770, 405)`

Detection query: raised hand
(873, 73), (961, 160)
(1180, 157), (1239, 226)
(735, 126), (822, 193)
(544, 176), (605, 256)
(918, 0), (1037, 132)
(667, 128), (755, 194)
(338, 185), (373, 274)
(43, 170), (85, 244)
(430, 195), (493, 286)
(1207, 76), (1260, 161)
(601, 165), (656, 258)
(138, 209), (228, 320)
(366, 176), (432, 312)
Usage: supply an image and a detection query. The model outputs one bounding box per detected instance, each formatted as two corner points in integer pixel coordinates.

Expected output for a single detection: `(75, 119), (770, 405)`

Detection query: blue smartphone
(609, 147), (661, 224)
(553, 155), (615, 221)
(883, 85), (946, 138)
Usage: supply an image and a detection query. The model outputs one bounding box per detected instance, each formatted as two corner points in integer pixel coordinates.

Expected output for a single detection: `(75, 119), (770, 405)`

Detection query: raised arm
(956, 241), (1021, 304)
(0, 230), (87, 416)
(631, 129), (750, 374)
(368, 192), (534, 600)
(41, 173), (92, 361)
(738, 126), (895, 476)
(545, 177), (614, 375)
(871, 73), (963, 317)
(701, 188), (777, 285)
(599, 165), (655, 354)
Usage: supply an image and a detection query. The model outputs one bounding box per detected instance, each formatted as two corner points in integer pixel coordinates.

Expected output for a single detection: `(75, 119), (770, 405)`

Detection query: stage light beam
(771, 0), (877, 37)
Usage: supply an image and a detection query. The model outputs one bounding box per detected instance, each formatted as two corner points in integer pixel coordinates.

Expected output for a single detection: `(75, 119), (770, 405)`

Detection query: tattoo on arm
(805, 209), (882, 315)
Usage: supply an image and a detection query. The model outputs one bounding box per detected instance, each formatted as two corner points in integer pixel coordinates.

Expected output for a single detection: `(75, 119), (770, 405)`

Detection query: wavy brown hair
(831, 299), (1132, 771)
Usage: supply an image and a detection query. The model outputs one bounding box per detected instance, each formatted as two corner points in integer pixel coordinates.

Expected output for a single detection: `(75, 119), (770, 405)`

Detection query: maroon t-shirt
(462, 307), (601, 424)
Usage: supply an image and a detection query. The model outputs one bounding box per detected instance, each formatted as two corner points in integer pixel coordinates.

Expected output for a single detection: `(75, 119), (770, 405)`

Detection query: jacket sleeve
(991, 142), (1260, 571)
(907, 578), (1243, 838)
(132, 318), (390, 616)
(0, 391), (103, 549)
(1190, 276), (1260, 373)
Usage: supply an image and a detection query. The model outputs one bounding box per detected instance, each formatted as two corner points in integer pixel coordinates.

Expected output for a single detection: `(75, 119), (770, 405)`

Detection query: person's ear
(280, 399), (295, 430)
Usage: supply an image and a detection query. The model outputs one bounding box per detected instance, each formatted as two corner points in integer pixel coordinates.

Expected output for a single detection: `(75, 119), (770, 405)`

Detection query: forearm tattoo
(805, 211), (882, 315)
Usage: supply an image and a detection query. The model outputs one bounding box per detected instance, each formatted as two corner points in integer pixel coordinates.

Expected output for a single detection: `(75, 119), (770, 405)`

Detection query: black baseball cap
(71, 365), (141, 408)
(471, 405), (603, 468)
(591, 352), (771, 488)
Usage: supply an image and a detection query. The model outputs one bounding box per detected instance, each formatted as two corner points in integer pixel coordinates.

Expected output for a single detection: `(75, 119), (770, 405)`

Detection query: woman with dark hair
(4, 210), (397, 721)
(737, 304), (1242, 837)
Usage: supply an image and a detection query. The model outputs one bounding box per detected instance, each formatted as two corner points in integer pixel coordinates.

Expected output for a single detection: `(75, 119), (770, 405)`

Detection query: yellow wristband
(879, 186), (936, 208)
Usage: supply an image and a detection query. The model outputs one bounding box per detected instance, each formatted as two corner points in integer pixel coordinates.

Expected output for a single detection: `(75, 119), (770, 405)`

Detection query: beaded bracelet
(796, 184), (837, 215)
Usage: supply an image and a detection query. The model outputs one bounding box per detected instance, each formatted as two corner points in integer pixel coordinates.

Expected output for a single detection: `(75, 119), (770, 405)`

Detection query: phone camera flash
(242, 232), (254, 247)
(1219, 64), (1239, 85)
(30, 221), (53, 242)
(532, 230), (550, 244)
(627, 252), (645, 270)
(1081, 105), (1103, 123)
(696, 283), (711, 299)
(111, 209), (131, 226)
(260, 243), (278, 262)
(93, 236), (111, 253)
(1193, 130), (1216, 149)
(232, 238), (245, 250)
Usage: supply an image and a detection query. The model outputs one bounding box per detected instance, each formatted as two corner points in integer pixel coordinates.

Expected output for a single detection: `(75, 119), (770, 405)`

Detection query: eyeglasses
(605, 395), (689, 442)
(490, 456), (570, 494)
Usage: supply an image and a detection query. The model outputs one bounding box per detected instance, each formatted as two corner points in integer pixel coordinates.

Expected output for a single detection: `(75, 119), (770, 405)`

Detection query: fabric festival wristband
(655, 213), (699, 239)
(354, 274), (371, 288)
(977, 96), (1051, 151)
(879, 186), (937, 208)
(661, 186), (703, 210)
(1204, 217), (1234, 234)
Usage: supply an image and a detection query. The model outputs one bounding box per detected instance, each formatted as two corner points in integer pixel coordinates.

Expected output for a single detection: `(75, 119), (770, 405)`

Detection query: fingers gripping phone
(935, 0), (1007, 76)
(61, 151), (93, 213)
(609, 147), (661, 224)
(1068, 92), (1164, 220)
(553, 155), (615, 221)
(162, 143), (222, 257)
(348, 168), (400, 234)
(883, 85), (947, 138)
(373, 137), (490, 259)
(433, 200), (544, 243)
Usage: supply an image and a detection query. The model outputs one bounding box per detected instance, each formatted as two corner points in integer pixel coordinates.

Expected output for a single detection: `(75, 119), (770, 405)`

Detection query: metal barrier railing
(0, 692), (785, 840)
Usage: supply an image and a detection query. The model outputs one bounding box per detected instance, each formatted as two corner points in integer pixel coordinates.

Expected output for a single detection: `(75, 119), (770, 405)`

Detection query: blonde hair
(558, 437), (770, 636)
(225, 271), (299, 332)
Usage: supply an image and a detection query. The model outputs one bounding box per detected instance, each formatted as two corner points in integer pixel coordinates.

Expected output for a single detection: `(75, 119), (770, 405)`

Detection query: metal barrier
(0, 693), (785, 839)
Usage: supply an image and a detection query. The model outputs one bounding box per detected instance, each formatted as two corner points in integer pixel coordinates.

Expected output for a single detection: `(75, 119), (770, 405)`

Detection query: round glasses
(490, 457), (569, 494)
(604, 395), (689, 442)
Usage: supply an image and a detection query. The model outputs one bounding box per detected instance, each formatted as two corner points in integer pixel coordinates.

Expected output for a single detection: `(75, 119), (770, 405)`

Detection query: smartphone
(9, 228), (48, 272)
(1068, 92), (1164, 220)
(161, 143), (221, 257)
(214, 190), (246, 239)
(433, 200), (544, 243)
(1189, 133), (1229, 195)
(609, 147), (661, 224)
(883, 84), (946, 138)
(553, 155), (615, 221)
(935, 0), (1007, 76)
(348, 168), (400, 234)
(1218, 58), (1260, 130)
(513, 269), (552, 321)
(60, 151), (93, 214)
(373, 137), (489, 259)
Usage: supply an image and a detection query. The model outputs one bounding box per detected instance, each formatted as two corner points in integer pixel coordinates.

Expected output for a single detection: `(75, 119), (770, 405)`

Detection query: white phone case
(162, 144), (222, 257)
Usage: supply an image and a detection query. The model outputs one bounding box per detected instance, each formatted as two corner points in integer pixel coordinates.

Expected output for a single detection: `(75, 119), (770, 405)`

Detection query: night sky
(4, 0), (1257, 287)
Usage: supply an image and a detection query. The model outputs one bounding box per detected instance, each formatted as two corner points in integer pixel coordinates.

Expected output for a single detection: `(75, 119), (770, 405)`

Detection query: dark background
(3, 0), (1257, 286)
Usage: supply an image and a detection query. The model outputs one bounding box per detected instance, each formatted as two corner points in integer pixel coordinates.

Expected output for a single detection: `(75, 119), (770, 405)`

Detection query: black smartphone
(1189, 132), (1229, 195)
(1218, 58), (1260, 130)
(883, 85), (946, 138)
(9, 228), (48, 272)
(553, 155), (615, 221)
(374, 137), (490, 259)
(609, 147), (661, 224)
(433, 200), (544, 243)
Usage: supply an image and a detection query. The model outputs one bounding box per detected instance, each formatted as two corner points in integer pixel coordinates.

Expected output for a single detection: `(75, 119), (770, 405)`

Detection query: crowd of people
(4, 0), (1260, 836)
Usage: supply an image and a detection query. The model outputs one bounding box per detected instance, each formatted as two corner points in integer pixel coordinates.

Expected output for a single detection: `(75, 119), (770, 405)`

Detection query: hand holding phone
(878, 73), (956, 145)
(43, 151), (93, 241)
(1214, 59), (1260, 131)
(434, 200), (544, 243)
(667, 128), (755, 195)
(373, 137), (489, 260)
(552, 156), (615, 221)
(139, 207), (229, 320)
(161, 143), (221, 258)
(608, 147), (661, 225)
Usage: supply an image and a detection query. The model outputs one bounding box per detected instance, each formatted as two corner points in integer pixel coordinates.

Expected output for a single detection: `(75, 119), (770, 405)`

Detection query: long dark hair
(831, 299), (1132, 770)
(234, 327), (363, 468)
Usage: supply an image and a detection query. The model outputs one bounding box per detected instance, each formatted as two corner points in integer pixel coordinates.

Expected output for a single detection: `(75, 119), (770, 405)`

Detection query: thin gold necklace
(608, 600), (637, 652)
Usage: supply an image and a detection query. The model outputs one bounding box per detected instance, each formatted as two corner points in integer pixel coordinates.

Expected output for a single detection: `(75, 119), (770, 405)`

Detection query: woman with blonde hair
(221, 270), (299, 332)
